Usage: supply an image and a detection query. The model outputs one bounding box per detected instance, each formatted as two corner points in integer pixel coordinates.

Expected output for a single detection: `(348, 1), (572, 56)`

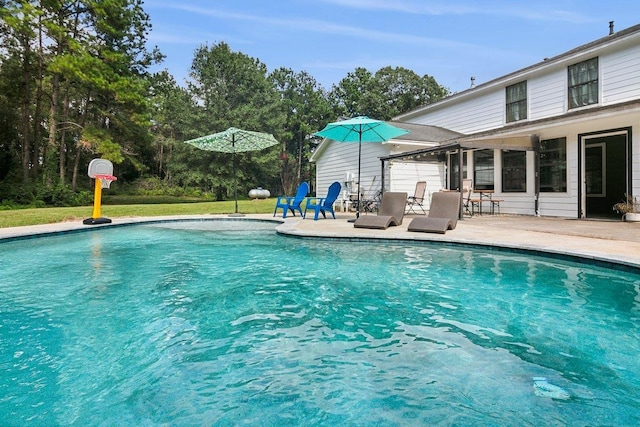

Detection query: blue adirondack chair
(273, 182), (309, 218)
(303, 181), (342, 220)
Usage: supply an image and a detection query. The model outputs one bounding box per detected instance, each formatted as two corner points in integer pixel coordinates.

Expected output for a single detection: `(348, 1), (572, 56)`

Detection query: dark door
(584, 134), (627, 218)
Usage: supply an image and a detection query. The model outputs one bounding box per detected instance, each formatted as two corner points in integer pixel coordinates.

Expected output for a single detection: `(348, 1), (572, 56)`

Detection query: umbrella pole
(348, 131), (363, 223)
(229, 138), (244, 217)
(356, 137), (362, 218)
(234, 150), (238, 214)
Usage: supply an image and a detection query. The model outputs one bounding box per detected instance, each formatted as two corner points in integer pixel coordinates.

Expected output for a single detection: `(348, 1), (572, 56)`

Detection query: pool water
(1, 220), (639, 426)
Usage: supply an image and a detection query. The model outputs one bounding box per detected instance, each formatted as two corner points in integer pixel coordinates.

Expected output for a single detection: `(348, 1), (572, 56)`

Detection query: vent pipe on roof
(609, 21), (614, 35)
(470, 76), (476, 88)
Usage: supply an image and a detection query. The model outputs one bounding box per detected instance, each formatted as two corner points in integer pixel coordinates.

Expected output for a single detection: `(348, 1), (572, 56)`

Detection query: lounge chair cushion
(353, 214), (401, 229)
(407, 217), (454, 234)
(407, 191), (461, 234)
(354, 191), (407, 230)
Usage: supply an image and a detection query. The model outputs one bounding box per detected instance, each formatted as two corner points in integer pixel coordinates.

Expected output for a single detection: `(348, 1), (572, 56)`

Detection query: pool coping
(2, 213), (640, 271)
(275, 216), (640, 271)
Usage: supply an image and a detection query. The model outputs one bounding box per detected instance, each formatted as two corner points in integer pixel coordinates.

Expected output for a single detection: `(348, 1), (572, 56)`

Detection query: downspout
(533, 135), (541, 216)
(380, 158), (386, 195)
(458, 146), (464, 220)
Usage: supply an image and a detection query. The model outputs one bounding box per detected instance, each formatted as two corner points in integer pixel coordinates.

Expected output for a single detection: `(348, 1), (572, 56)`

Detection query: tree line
(0, 0), (449, 207)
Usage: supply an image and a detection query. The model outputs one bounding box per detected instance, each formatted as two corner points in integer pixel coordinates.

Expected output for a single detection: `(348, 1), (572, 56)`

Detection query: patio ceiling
(380, 134), (539, 162)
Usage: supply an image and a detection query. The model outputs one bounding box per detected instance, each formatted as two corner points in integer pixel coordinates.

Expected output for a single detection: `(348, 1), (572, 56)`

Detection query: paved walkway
(1, 213), (639, 269)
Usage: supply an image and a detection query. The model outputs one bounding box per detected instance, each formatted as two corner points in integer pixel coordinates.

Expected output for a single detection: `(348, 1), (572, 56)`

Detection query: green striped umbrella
(185, 127), (279, 215)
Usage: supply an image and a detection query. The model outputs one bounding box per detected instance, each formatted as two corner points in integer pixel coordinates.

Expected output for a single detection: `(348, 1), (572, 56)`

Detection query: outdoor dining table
(473, 190), (502, 215)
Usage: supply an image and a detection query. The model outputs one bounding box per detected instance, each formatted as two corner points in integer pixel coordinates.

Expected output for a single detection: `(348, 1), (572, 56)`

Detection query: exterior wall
(314, 140), (390, 206)
(387, 160), (445, 210)
(410, 92), (505, 134)
(528, 70), (566, 120)
(401, 32), (640, 218)
(407, 38), (640, 133)
(601, 42), (640, 104)
(312, 27), (640, 218)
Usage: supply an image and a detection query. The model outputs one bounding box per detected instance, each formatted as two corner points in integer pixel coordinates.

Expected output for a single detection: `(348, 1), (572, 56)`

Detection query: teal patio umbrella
(185, 127), (279, 215)
(314, 116), (409, 219)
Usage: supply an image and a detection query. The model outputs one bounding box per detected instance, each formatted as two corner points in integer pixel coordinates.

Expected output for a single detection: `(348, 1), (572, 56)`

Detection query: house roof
(309, 121), (464, 162)
(397, 22), (640, 121)
(387, 121), (464, 142)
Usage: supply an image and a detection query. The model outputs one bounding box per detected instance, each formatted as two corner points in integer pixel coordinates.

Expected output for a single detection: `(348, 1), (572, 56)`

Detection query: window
(449, 152), (467, 190)
(506, 81), (527, 122)
(540, 138), (567, 192)
(568, 57), (598, 109)
(502, 151), (526, 192)
(585, 144), (606, 196)
(473, 150), (494, 190)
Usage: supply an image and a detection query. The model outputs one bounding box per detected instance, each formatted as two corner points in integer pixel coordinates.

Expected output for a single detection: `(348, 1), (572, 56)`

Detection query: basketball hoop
(94, 174), (117, 189)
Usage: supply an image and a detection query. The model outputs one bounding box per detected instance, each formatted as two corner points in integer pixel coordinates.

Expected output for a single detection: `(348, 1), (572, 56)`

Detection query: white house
(312, 22), (640, 219)
(309, 123), (462, 210)
(395, 22), (640, 219)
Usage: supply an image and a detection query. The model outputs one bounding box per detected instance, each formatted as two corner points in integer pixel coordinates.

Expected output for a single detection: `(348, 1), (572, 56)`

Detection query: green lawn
(0, 198), (276, 228)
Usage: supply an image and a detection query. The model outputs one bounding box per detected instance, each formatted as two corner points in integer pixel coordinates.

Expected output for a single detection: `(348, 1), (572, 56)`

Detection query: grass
(0, 198), (276, 228)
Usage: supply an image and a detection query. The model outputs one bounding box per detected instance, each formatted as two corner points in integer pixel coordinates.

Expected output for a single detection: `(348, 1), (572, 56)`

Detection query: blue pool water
(1, 220), (639, 426)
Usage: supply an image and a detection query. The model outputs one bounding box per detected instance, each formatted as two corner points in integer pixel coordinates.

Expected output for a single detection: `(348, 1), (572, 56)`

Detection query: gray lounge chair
(353, 191), (407, 229)
(407, 191), (461, 234)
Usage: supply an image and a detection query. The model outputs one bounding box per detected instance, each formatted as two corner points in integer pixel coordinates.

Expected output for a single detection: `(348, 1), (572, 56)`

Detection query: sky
(144, 0), (640, 93)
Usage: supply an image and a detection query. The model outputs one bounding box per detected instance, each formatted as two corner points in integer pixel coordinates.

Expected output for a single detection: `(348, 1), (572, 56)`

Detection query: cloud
(149, 3), (481, 50)
(317, 0), (593, 23)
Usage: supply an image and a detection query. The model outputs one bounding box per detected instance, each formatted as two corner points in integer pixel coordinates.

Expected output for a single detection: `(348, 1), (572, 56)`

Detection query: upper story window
(506, 81), (527, 122)
(568, 57), (598, 109)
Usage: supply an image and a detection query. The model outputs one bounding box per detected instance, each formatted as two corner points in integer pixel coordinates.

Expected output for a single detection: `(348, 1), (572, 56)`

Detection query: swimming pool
(1, 220), (639, 425)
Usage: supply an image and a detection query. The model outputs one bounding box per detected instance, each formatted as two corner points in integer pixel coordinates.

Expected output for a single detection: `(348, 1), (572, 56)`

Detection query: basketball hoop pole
(91, 176), (104, 219)
(83, 174), (116, 225)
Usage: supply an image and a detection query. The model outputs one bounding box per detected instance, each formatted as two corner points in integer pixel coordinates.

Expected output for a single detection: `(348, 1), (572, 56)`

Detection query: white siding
(633, 126), (640, 200)
(411, 91), (505, 134)
(529, 70), (566, 120)
(314, 140), (390, 203)
(388, 160), (445, 210)
(601, 43), (640, 104)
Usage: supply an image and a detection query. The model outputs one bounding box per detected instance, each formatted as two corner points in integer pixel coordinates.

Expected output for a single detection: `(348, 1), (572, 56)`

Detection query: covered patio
(379, 134), (540, 218)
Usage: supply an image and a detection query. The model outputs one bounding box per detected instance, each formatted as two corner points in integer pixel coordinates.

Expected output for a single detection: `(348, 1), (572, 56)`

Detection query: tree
(0, 57), (20, 182)
(374, 66), (450, 118)
(68, 0), (161, 184)
(328, 67), (377, 118)
(1, 2), (453, 207)
(1, 0), (159, 190)
(1, 1), (42, 183)
(270, 67), (332, 194)
(184, 42), (284, 200)
(148, 70), (195, 181)
(329, 66), (450, 120)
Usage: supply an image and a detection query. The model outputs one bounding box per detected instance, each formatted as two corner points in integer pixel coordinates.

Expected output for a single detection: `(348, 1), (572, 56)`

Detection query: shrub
(35, 184), (92, 207)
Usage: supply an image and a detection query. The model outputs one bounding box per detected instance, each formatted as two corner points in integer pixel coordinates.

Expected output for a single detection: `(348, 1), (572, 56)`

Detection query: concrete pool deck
(1, 213), (640, 269)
